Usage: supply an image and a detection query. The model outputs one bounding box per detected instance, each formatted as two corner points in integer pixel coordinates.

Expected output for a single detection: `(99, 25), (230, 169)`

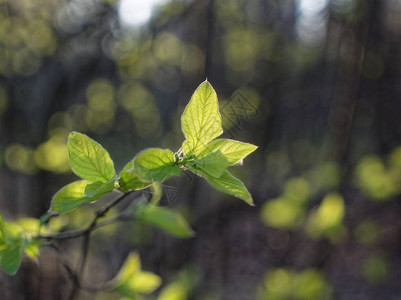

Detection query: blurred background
(0, 0), (401, 299)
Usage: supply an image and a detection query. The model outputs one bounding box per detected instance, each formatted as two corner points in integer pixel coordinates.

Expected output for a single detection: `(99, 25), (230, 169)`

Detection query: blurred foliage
(257, 268), (333, 300)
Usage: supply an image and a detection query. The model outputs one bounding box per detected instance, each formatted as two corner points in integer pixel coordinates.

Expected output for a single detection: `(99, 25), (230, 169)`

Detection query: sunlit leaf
(119, 160), (151, 192)
(157, 281), (188, 300)
(16, 218), (39, 234)
(24, 240), (40, 260)
(84, 178), (115, 198)
(116, 252), (141, 283)
(134, 148), (181, 182)
(199, 139), (257, 165)
(181, 80), (223, 156)
(114, 252), (162, 297)
(128, 271), (162, 294)
(68, 131), (116, 183)
(189, 168), (253, 205)
(186, 150), (229, 178)
(4, 222), (24, 241)
(156, 268), (197, 300)
(50, 180), (91, 213)
(136, 204), (194, 238)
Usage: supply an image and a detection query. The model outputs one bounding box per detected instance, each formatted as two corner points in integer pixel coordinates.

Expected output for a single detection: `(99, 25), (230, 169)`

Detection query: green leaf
(0, 238), (24, 275)
(84, 178), (115, 198)
(186, 150), (229, 178)
(119, 161), (151, 192)
(68, 131), (116, 183)
(50, 180), (92, 213)
(116, 252), (141, 283)
(189, 168), (253, 206)
(24, 240), (40, 260)
(199, 139), (258, 165)
(181, 80), (223, 156)
(136, 204), (194, 238)
(134, 148), (181, 182)
(115, 252), (162, 297)
(128, 272), (162, 294)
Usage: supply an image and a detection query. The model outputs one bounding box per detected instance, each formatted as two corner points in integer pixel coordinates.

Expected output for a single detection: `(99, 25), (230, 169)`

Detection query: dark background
(0, 0), (400, 299)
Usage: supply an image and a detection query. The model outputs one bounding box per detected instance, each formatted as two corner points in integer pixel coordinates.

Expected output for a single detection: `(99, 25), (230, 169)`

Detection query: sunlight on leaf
(50, 180), (91, 213)
(134, 148), (181, 182)
(198, 139), (257, 165)
(68, 131), (116, 183)
(189, 168), (253, 205)
(114, 252), (162, 297)
(119, 160), (151, 192)
(84, 178), (116, 198)
(187, 150), (229, 178)
(181, 81), (223, 156)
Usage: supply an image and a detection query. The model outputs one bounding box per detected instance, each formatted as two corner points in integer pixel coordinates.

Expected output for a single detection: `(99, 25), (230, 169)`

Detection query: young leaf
(136, 204), (194, 238)
(50, 180), (91, 213)
(84, 178), (115, 198)
(68, 131), (116, 183)
(189, 168), (254, 206)
(116, 252), (141, 283)
(199, 139), (258, 165)
(119, 161), (151, 192)
(128, 272), (162, 295)
(181, 80), (223, 156)
(134, 148), (181, 182)
(114, 252), (162, 297)
(0, 238), (24, 275)
(16, 218), (39, 235)
(186, 150), (229, 178)
(24, 240), (40, 261)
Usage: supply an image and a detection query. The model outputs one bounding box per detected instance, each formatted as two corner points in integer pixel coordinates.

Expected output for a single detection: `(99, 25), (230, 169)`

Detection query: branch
(38, 191), (137, 241)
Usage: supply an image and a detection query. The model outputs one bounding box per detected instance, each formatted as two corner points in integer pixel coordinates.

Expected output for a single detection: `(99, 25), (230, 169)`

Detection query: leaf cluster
(0, 81), (257, 298)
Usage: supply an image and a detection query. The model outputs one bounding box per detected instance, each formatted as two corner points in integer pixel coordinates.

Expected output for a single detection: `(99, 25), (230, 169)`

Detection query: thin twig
(37, 190), (139, 300)
(38, 191), (135, 241)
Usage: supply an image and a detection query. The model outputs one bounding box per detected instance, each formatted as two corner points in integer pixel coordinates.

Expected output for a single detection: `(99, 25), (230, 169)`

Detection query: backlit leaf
(119, 160), (151, 192)
(50, 180), (91, 213)
(186, 150), (229, 178)
(128, 272), (162, 294)
(68, 131), (116, 183)
(181, 81), (223, 156)
(199, 139), (258, 165)
(134, 148), (181, 182)
(189, 168), (253, 206)
(84, 178), (115, 198)
(114, 252), (162, 297)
